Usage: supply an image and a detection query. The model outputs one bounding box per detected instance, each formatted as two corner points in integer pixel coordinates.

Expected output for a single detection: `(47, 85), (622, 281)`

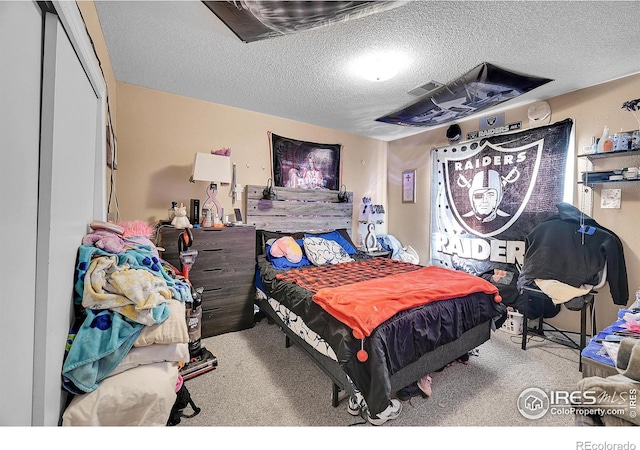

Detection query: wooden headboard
(245, 184), (353, 234)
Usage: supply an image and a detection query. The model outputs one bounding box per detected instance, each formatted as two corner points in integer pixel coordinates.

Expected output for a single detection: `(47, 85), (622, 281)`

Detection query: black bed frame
(256, 295), (493, 408)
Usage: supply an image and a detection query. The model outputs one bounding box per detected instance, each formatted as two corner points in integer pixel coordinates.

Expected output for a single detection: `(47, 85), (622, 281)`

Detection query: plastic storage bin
(501, 310), (524, 334)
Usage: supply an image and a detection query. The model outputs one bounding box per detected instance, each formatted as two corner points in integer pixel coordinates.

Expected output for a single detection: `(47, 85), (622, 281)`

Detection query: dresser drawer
(188, 265), (255, 291)
(201, 304), (254, 337)
(199, 283), (255, 309)
(160, 227), (253, 252)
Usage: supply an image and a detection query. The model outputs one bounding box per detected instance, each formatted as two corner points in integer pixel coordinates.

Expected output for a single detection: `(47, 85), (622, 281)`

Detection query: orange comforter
(312, 265), (501, 339)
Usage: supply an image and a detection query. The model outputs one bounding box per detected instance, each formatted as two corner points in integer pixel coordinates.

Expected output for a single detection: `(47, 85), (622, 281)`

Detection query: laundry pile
(61, 220), (191, 395)
(578, 335), (640, 426)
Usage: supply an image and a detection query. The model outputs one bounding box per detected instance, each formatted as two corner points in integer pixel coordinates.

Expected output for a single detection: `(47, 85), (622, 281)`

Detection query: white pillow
(134, 299), (189, 347)
(109, 342), (189, 378)
(62, 361), (179, 426)
(303, 236), (354, 266)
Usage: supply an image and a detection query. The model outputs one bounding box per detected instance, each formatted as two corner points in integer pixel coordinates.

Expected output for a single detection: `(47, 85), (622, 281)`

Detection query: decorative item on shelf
(614, 129), (631, 151)
(622, 98), (640, 130)
(189, 152), (232, 224)
(632, 130), (640, 150)
(597, 125), (613, 153)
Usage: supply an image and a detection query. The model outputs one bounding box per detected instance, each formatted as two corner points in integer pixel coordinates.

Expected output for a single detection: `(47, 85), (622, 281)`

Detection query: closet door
(33, 8), (105, 426)
(0, 1), (43, 426)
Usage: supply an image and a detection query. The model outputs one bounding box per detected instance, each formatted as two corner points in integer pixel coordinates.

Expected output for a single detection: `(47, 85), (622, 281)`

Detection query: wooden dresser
(159, 225), (256, 338)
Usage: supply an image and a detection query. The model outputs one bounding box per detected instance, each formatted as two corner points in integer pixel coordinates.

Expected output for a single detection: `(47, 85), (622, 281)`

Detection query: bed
(246, 185), (506, 422)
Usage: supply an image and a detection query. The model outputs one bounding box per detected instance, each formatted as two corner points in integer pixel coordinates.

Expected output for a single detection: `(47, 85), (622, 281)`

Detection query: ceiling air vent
(407, 80), (443, 97)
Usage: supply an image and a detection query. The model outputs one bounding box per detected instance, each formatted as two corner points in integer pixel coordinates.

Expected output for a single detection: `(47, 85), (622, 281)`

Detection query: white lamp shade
(191, 152), (231, 183)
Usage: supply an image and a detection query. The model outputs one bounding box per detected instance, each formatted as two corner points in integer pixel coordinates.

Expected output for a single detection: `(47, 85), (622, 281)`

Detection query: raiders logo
(442, 139), (544, 237)
(487, 116), (497, 126)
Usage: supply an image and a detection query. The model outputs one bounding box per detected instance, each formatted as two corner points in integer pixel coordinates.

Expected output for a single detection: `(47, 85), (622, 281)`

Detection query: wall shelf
(578, 178), (640, 186)
(577, 148), (640, 160)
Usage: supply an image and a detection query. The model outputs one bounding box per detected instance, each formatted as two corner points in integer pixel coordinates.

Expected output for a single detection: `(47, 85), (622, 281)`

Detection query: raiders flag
(430, 118), (573, 276)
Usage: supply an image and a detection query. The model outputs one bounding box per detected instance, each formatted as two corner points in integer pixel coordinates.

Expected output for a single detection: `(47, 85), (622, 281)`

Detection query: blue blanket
(62, 306), (169, 394)
(74, 244), (192, 304)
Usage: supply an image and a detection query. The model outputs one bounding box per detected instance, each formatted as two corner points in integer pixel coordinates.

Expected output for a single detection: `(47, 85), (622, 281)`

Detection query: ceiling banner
(204, 1), (404, 43)
(377, 62), (553, 127)
(430, 118), (573, 277)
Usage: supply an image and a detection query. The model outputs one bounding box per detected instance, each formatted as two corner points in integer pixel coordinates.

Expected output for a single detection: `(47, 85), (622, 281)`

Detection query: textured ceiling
(94, 1), (640, 142)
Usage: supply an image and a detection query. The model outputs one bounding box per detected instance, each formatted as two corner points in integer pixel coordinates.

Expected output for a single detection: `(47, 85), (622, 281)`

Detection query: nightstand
(159, 225), (256, 337)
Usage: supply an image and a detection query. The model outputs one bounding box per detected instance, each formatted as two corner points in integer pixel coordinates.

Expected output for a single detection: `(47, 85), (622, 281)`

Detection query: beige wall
(114, 82), (388, 242)
(388, 72), (640, 330)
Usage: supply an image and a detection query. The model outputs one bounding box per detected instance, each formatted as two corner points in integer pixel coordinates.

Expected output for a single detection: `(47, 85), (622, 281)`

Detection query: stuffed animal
(171, 203), (192, 229)
(119, 220), (160, 257)
(269, 236), (302, 263)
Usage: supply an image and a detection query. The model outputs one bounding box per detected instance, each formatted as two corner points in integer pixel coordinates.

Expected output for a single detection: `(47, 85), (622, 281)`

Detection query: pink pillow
(269, 236), (303, 263)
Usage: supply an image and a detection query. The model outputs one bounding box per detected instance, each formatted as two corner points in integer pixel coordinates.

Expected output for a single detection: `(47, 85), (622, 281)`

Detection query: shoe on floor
(347, 396), (361, 416)
(397, 382), (427, 401)
(367, 399), (402, 426)
(417, 374), (432, 397)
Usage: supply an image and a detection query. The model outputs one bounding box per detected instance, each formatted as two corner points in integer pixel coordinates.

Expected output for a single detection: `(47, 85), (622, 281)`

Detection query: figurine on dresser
(171, 203), (192, 229)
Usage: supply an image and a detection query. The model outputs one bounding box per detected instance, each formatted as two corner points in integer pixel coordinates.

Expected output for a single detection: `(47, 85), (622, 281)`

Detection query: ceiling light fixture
(353, 51), (405, 82)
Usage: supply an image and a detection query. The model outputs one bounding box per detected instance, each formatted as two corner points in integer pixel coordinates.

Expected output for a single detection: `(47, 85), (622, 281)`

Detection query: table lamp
(189, 152), (231, 224)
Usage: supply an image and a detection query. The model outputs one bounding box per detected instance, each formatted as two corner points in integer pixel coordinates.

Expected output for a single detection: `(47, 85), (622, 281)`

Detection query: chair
(520, 263), (607, 372)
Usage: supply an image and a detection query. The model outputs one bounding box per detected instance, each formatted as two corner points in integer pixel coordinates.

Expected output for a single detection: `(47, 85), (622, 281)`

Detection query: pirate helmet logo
(443, 140), (544, 237)
(463, 169), (513, 223)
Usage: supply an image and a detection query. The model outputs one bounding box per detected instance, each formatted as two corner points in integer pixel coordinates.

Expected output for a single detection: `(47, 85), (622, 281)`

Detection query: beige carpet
(181, 320), (586, 427)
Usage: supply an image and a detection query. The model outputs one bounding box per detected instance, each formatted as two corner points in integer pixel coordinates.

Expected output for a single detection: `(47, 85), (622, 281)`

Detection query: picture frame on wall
(402, 169), (416, 203)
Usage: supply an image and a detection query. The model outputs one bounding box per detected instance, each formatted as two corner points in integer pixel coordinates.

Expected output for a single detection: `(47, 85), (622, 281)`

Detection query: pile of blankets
(62, 221), (191, 395)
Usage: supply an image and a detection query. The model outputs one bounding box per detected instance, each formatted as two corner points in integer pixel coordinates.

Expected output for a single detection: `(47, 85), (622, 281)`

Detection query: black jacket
(518, 202), (629, 306)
